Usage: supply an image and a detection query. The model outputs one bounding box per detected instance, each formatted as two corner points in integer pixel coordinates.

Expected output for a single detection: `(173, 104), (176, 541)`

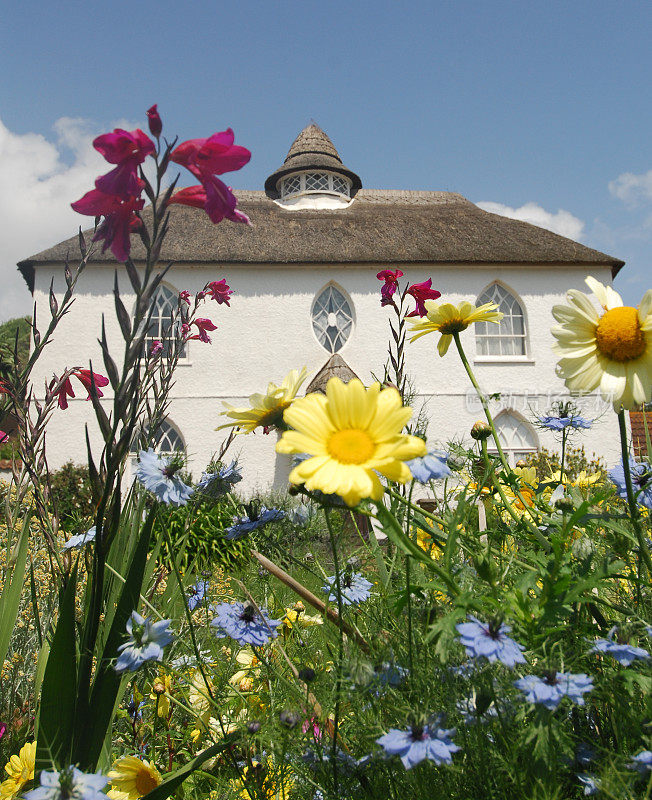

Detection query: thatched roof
(305, 355), (361, 394)
(18, 188), (624, 292)
(264, 123), (362, 198)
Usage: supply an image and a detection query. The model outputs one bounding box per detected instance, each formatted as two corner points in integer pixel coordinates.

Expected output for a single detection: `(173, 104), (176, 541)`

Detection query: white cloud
(0, 116), (140, 323)
(609, 169), (652, 205)
(476, 201), (585, 241)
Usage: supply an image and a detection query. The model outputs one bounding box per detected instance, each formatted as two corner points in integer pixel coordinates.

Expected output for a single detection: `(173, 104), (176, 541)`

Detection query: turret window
(281, 172), (351, 199)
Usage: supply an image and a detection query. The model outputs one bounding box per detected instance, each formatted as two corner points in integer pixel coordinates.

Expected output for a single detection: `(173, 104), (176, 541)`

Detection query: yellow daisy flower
(107, 756), (161, 800)
(0, 742), (36, 800)
(277, 378), (427, 507)
(409, 300), (504, 356)
(552, 277), (652, 410)
(218, 368), (309, 433)
(283, 601), (324, 630)
(548, 470), (603, 489)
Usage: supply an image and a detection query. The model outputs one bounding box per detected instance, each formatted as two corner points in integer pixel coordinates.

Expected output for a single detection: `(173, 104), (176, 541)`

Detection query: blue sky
(1, 0), (650, 320)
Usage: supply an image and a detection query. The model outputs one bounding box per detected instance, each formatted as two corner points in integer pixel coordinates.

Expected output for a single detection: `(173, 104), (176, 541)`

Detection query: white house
(18, 124), (625, 496)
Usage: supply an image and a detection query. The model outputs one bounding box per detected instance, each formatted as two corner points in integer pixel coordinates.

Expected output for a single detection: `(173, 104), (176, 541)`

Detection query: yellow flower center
(135, 768), (159, 796)
(438, 317), (469, 335)
(595, 307), (646, 362)
(328, 429), (375, 464)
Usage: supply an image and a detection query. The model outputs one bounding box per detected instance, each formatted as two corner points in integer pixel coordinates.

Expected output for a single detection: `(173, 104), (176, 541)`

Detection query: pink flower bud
(147, 104), (162, 138)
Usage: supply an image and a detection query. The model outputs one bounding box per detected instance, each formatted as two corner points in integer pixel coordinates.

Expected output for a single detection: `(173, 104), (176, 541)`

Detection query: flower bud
(152, 680), (166, 695)
(239, 677), (254, 693)
(247, 720), (261, 734)
(279, 709), (300, 729)
(147, 104), (162, 138)
(470, 421), (492, 441)
(554, 496), (574, 514)
(292, 601), (305, 613)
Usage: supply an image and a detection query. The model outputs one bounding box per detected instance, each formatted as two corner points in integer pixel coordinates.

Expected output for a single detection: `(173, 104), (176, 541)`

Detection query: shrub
(49, 461), (95, 532)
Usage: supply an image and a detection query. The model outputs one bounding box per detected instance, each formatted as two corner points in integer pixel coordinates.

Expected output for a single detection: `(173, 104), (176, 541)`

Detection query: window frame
(311, 283), (355, 354)
(486, 410), (539, 467)
(280, 171), (351, 200)
(474, 282), (530, 362)
(140, 282), (190, 364)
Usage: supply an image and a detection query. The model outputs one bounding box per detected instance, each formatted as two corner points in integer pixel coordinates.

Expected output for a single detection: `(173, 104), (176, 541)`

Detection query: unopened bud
(247, 720), (261, 734)
(298, 667), (316, 683)
(470, 421), (492, 441)
(554, 497), (574, 514)
(293, 601), (305, 613)
(279, 709), (300, 729)
(152, 680), (166, 695)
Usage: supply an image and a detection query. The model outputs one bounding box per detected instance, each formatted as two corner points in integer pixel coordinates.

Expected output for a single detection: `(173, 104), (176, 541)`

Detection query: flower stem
(324, 509), (344, 797)
(559, 427), (567, 485)
(617, 410), (652, 580)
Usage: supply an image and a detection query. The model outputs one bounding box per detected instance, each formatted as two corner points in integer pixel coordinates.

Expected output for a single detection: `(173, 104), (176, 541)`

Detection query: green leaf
(78, 506), (157, 768)
(36, 568), (78, 772)
(0, 511), (31, 668)
(140, 735), (239, 800)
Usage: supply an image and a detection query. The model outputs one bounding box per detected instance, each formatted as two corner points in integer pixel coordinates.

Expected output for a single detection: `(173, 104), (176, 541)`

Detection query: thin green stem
(559, 427), (567, 485)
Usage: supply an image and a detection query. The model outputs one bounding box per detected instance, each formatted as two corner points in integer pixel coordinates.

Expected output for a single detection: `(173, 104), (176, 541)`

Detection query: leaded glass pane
(475, 284), (526, 356)
(144, 285), (185, 358)
(312, 286), (353, 353)
(282, 175), (301, 197)
(305, 172), (330, 191)
(130, 419), (185, 456)
(332, 176), (350, 196)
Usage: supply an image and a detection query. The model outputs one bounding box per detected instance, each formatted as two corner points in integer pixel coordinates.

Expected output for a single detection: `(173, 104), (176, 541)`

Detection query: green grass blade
(0, 511), (31, 668)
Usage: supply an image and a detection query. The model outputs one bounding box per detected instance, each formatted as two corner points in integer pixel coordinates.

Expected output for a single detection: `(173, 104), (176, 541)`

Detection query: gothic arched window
(488, 411), (538, 467)
(145, 284), (185, 358)
(475, 283), (527, 356)
(130, 418), (185, 459)
(311, 285), (353, 353)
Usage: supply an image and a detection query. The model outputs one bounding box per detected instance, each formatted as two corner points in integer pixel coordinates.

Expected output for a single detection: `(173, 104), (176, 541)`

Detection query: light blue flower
(515, 672), (593, 710)
(211, 601), (282, 646)
(376, 721), (460, 769)
(577, 774), (600, 796)
(135, 448), (194, 506)
(628, 750), (652, 774)
(323, 570), (373, 605)
(187, 579), (209, 612)
(608, 457), (652, 509)
(25, 767), (108, 800)
(590, 628), (650, 666)
(62, 526), (96, 551)
(115, 611), (174, 673)
(539, 415), (592, 431)
(225, 506), (285, 539)
(456, 616), (526, 667)
(289, 502), (311, 526)
(196, 460), (242, 498)
(407, 450), (452, 483)
(456, 692), (500, 725)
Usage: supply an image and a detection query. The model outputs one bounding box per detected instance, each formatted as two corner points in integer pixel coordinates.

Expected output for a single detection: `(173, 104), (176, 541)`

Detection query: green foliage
(0, 316), (31, 369)
(153, 497), (250, 572)
(49, 461), (95, 532)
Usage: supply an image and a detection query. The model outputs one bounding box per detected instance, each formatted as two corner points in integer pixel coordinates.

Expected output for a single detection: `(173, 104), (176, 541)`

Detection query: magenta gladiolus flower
(0, 431), (8, 444)
(168, 184), (251, 226)
(149, 340), (163, 357)
(170, 129), (251, 226)
(406, 278), (441, 317)
(179, 290), (191, 305)
(377, 268), (404, 306)
(147, 105), (162, 138)
(74, 369), (110, 400)
(187, 318), (218, 343)
(204, 279), (233, 306)
(93, 128), (155, 198)
(55, 376), (76, 410)
(71, 188), (145, 262)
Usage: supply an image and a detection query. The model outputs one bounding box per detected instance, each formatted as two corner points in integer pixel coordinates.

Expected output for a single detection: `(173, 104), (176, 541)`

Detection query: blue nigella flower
(589, 627), (650, 666)
(577, 774), (600, 796)
(456, 616), (526, 667)
(456, 692), (500, 725)
(289, 502), (311, 526)
(627, 750), (652, 775)
(187, 579), (209, 612)
(575, 742), (596, 767)
(372, 662), (408, 688)
(115, 611), (174, 673)
(135, 448), (194, 506)
(62, 526), (96, 551)
(515, 671), (593, 710)
(25, 767), (108, 800)
(407, 450), (452, 483)
(211, 601), (282, 647)
(225, 506), (285, 539)
(608, 457), (652, 509)
(196, 460), (242, 498)
(376, 720), (460, 769)
(538, 415), (592, 431)
(323, 570), (373, 605)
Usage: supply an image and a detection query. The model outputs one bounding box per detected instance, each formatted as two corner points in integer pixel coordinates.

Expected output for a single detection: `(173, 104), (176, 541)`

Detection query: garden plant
(0, 106), (651, 800)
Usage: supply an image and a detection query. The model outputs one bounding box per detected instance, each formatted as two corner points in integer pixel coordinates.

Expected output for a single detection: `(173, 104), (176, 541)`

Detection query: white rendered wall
(31, 262), (622, 497)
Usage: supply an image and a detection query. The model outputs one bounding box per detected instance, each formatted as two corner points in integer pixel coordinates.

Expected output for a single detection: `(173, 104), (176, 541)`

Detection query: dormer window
(280, 171), (351, 200)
